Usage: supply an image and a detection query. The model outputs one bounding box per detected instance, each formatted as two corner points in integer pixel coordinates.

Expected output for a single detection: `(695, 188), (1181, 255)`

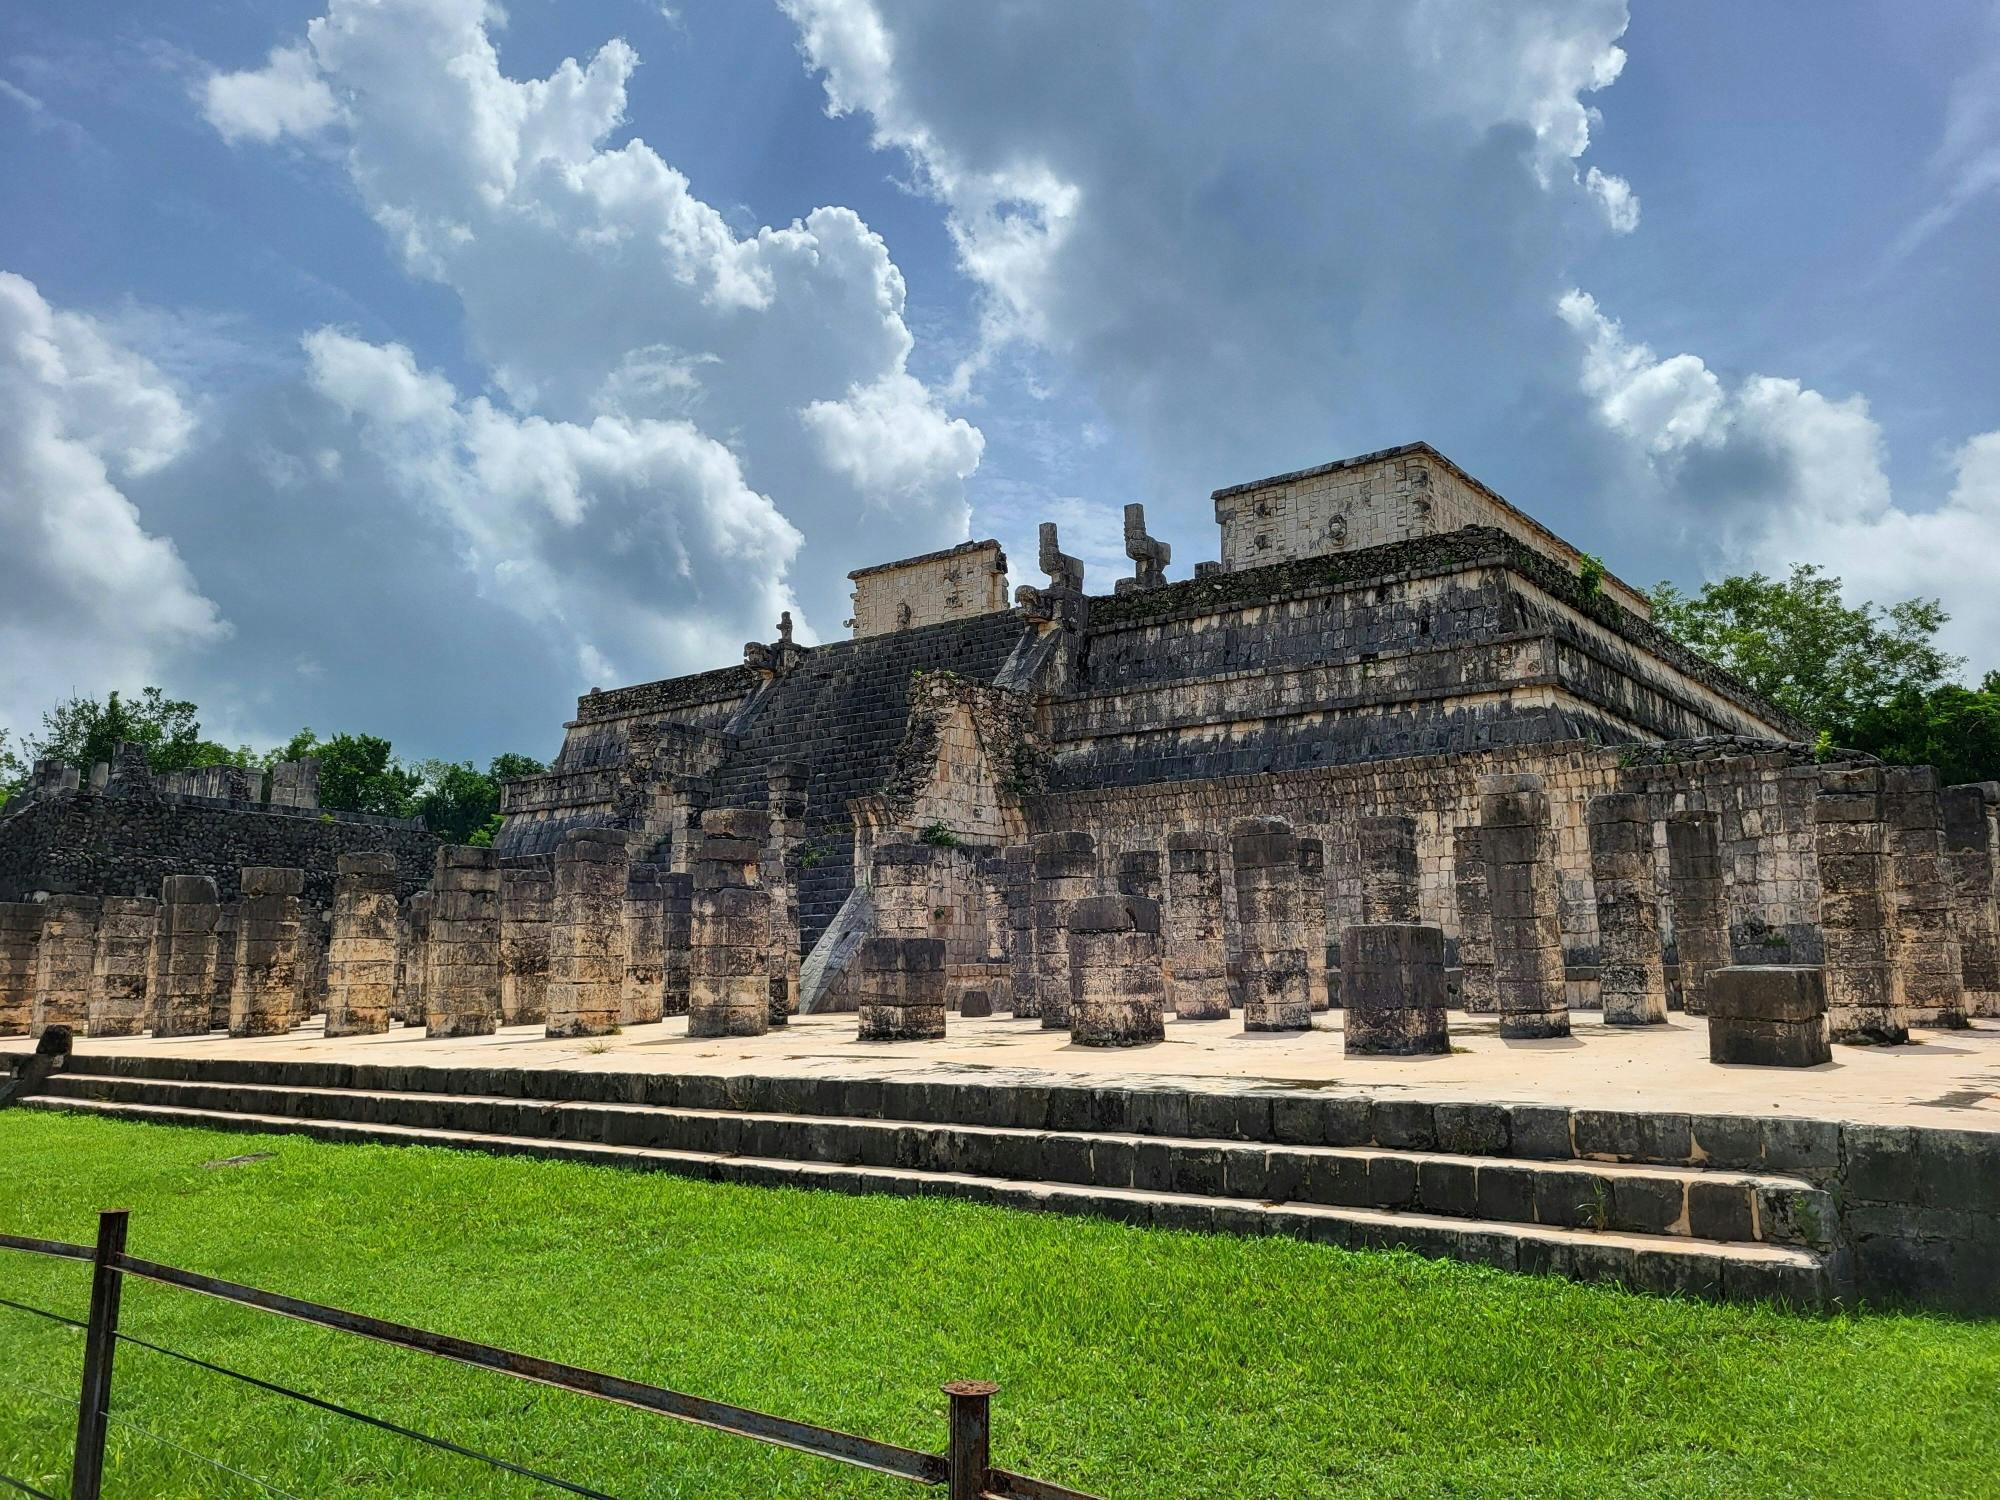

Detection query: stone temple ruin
(6, 441), (2000, 1310)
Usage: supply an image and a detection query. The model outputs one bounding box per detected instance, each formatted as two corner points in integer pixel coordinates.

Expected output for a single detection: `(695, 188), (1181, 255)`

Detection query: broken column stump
(426, 846), (502, 1038)
(1341, 923), (1450, 1056)
(857, 935), (947, 1041)
(1478, 774), (1570, 1039)
(1068, 893), (1167, 1046)
(1587, 792), (1668, 1026)
(151, 876), (220, 1038)
(546, 828), (629, 1039)
(1165, 831), (1231, 1021)
(1229, 816), (1311, 1032)
(326, 853), (398, 1038)
(1706, 965), (1832, 1067)
(230, 867), (303, 1038)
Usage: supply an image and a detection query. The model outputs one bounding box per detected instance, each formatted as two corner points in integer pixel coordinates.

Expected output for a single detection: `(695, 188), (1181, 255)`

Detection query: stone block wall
(848, 539), (1010, 639)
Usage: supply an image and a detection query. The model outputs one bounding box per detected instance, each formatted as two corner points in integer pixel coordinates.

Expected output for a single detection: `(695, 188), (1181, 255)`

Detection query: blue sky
(3, 0), (1996, 765)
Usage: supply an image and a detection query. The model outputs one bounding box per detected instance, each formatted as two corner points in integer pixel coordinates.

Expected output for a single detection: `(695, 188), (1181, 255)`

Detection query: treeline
(0, 688), (544, 845)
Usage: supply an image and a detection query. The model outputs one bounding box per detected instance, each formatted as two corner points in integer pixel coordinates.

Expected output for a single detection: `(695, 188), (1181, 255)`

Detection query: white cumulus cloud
(202, 44), (342, 144)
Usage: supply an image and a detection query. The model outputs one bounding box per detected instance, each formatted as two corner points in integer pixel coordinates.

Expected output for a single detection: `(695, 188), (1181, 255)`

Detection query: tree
(0, 730), (26, 812)
(28, 687), (253, 776)
(1650, 565), (1961, 740)
(1845, 682), (2000, 790)
(414, 754), (546, 845)
(270, 729), (423, 818)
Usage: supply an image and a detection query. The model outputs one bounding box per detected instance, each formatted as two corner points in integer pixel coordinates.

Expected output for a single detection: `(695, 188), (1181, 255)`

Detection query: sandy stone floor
(45, 1009), (2000, 1133)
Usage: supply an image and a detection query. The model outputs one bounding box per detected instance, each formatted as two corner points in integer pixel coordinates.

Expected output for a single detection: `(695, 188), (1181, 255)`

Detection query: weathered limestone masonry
(661, 872), (693, 1017)
(1357, 815), (1422, 923)
(499, 856), (552, 1025)
(326, 853), (398, 1038)
(1707, 965), (1832, 1067)
(1068, 894), (1167, 1046)
(0, 903), (41, 1036)
(974, 851), (1014, 1016)
(229, 868), (301, 1038)
(847, 540), (1010, 639)
(1479, 775), (1569, 1039)
(1164, 831), (1231, 1020)
(425, 847), (502, 1039)
(1881, 767), (1967, 1028)
(545, 829), (628, 1039)
(1815, 768), (1907, 1045)
(764, 763), (808, 1024)
(1586, 793), (1668, 1026)
(1115, 849), (1172, 1016)
(687, 809), (772, 1039)
(1229, 817), (1312, 1031)
(294, 905), (330, 1027)
(622, 863), (668, 1027)
(1664, 811), (1729, 1015)
(856, 936), (947, 1041)
(32, 894), (100, 1037)
(150, 877), (218, 1039)
(1943, 782), (2000, 1017)
(396, 893), (430, 1028)
(1001, 844), (1037, 1018)
(208, 905), (237, 1030)
(88, 895), (157, 1037)
(1297, 837), (1331, 1010)
(1451, 827), (1496, 1014)
(1031, 832), (1096, 1029)
(1342, 923), (1450, 1056)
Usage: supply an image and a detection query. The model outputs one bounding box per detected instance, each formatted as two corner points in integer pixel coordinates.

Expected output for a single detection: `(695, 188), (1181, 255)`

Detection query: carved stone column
(326, 853), (398, 1038)
(1342, 924), (1450, 1056)
(1479, 774), (1569, 1039)
(0, 903), (41, 1037)
(1165, 831), (1231, 1020)
(425, 846), (502, 1038)
(1587, 793), (1668, 1026)
(1665, 810), (1729, 1016)
(230, 868), (302, 1037)
(1452, 826), (1496, 1014)
(1943, 782), (2000, 1018)
(88, 895), (157, 1037)
(1881, 766), (1967, 1028)
(1815, 767), (1905, 1044)
(546, 828), (629, 1039)
(687, 808), (772, 1039)
(1031, 831), (1097, 1029)
(1229, 817), (1311, 1032)
(622, 862), (667, 1026)
(151, 877), (219, 1038)
(499, 856), (552, 1026)
(1069, 894), (1166, 1046)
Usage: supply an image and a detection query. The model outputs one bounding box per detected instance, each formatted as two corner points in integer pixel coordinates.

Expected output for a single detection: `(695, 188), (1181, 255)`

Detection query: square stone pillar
(661, 871), (693, 1017)
(1882, 766), (1967, 1028)
(1068, 894), (1166, 1046)
(1943, 782), (2000, 1018)
(546, 828), (629, 1039)
(1342, 923), (1450, 1056)
(500, 856), (553, 1025)
(622, 862), (668, 1026)
(425, 846), (502, 1038)
(1665, 809), (1729, 1016)
(396, 892), (430, 1028)
(1358, 814), (1422, 923)
(151, 876), (219, 1038)
(0, 903), (44, 1037)
(872, 841), (941, 938)
(1031, 831), (1097, 1030)
(32, 895), (99, 1038)
(1297, 837), (1331, 1011)
(1116, 849), (1173, 1017)
(230, 867), (302, 1037)
(765, 763), (807, 1026)
(857, 936), (946, 1041)
(1451, 826), (1496, 1014)
(326, 853), (398, 1038)
(1229, 816), (1311, 1032)
(687, 808), (771, 1038)
(1587, 792), (1668, 1026)
(976, 852), (1015, 1016)
(1478, 774), (1569, 1039)
(208, 903), (238, 1030)
(88, 896), (157, 1037)
(1707, 965), (1832, 1067)
(293, 905), (330, 1027)
(1815, 767), (1906, 1045)
(1001, 844), (1038, 1018)
(1165, 831), (1231, 1020)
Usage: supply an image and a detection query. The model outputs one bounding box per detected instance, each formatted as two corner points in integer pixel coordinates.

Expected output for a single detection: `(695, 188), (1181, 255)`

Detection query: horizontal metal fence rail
(0, 1214), (1102, 1500)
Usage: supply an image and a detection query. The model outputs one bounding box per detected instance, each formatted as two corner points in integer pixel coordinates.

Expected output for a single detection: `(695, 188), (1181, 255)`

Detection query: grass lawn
(0, 1113), (1995, 1499)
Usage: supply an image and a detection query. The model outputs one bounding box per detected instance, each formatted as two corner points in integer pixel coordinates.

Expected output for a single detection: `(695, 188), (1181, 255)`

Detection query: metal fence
(0, 1211), (1100, 1500)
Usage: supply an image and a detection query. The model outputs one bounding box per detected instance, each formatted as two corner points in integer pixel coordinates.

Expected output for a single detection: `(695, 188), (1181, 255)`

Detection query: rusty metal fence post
(945, 1379), (996, 1500)
(70, 1208), (129, 1500)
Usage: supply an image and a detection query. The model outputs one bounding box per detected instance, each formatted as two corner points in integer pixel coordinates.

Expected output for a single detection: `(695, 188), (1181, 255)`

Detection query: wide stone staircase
(17, 1053), (1843, 1306)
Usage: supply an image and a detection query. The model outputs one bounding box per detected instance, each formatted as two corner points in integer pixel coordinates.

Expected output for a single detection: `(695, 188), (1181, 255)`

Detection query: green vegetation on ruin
(2, 1114), (1997, 1499)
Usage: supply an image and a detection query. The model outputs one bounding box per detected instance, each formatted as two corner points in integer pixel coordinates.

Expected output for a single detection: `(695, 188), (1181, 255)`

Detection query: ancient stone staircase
(17, 1053), (1842, 1306)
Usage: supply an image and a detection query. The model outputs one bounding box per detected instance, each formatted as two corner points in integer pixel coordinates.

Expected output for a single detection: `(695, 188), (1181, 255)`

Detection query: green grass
(0, 1114), (1996, 1499)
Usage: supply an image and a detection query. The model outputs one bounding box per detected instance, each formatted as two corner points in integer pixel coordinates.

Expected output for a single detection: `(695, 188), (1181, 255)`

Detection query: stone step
(21, 1093), (1829, 1307)
(39, 1073), (1834, 1250)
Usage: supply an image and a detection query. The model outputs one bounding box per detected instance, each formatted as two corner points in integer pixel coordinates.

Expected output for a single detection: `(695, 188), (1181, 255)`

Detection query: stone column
(1229, 816), (1311, 1031)
(208, 903), (238, 1030)
(0, 903), (43, 1037)
(1069, 894), (1166, 1046)
(1116, 849), (1174, 1017)
(1452, 826), (1496, 1014)
(857, 936), (946, 1041)
(661, 871), (693, 1017)
(1342, 923), (1450, 1056)
(765, 764), (807, 1026)
(424, 847), (501, 1038)
(326, 853), (398, 1038)
(687, 808), (772, 1038)
(32, 896), (100, 1038)
(872, 841), (941, 938)
(1297, 837), (1332, 1011)
(1707, 965), (1832, 1067)
(1002, 844), (1038, 1018)
(546, 828), (629, 1039)
(230, 868), (302, 1037)
(1358, 814), (1422, 923)
(1943, 782), (2000, 1019)
(1882, 766), (1967, 1029)
(397, 892), (430, 1028)
(151, 877), (219, 1038)
(499, 856), (553, 1025)
(85, 896), (156, 1037)
(1165, 831), (1231, 1021)
(1479, 774), (1569, 1039)
(1665, 810), (1729, 1016)
(1587, 793), (1668, 1026)
(976, 852), (1015, 1016)
(1032, 831), (1096, 1030)
(1815, 767), (1906, 1045)
(622, 863), (667, 1026)
(293, 905), (330, 1027)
